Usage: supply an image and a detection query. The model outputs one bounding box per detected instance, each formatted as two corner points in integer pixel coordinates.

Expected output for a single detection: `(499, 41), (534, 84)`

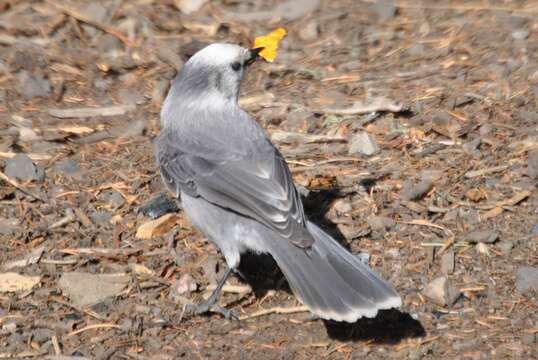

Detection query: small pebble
(515, 266), (538, 294)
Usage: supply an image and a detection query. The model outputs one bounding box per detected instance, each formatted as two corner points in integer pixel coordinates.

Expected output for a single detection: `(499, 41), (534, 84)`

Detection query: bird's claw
(187, 301), (238, 320)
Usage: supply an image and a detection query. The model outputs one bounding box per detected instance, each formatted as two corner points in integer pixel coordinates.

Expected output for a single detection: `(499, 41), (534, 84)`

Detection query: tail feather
(267, 221), (401, 322)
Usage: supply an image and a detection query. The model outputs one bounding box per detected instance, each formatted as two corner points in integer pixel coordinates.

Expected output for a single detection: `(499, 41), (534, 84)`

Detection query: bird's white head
(174, 43), (262, 102)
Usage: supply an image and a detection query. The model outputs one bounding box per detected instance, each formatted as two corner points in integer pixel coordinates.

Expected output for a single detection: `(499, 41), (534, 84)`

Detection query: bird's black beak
(246, 47), (263, 66)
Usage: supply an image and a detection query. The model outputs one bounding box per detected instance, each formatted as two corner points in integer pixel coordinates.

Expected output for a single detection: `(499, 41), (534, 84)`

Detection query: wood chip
(0, 273), (41, 293)
(319, 96), (404, 115)
(136, 214), (179, 240)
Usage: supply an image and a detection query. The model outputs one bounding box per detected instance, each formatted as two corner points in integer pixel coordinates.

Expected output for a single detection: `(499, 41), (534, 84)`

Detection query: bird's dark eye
(231, 62), (242, 71)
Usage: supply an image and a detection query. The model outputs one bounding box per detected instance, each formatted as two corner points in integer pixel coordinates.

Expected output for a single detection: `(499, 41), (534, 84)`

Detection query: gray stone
(299, 20), (319, 41)
(464, 229), (499, 244)
(369, 0), (397, 21)
(0, 218), (18, 236)
(440, 251), (455, 274)
(401, 178), (433, 201)
(367, 215), (395, 231)
(5, 153), (44, 182)
(55, 159), (82, 178)
(349, 131), (380, 156)
(511, 29), (530, 40)
(522, 332), (536, 345)
(101, 189), (125, 209)
(58, 272), (130, 307)
(527, 151), (538, 179)
(423, 276), (460, 307)
(516, 266), (538, 294)
(532, 224), (538, 236)
(16, 71), (51, 99)
(497, 241), (514, 256)
(89, 210), (111, 225)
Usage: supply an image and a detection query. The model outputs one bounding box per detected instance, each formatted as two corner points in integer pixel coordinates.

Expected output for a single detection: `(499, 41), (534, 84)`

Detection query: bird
(154, 43), (401, 322)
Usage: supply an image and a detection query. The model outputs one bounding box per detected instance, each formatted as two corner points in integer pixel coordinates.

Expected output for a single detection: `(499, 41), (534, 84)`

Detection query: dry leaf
(130, 263), (155, 276)
(253, 28), (287, 62)
(466, 188), (487, 202)
(0, 273), (41, 293)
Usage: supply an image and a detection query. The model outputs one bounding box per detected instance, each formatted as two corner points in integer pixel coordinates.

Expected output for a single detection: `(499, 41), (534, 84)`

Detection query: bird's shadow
(236, 187), (425, 344)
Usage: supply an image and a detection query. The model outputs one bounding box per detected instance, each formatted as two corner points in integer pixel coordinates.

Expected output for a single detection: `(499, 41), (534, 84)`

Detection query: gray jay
(155, 43), (401, 322)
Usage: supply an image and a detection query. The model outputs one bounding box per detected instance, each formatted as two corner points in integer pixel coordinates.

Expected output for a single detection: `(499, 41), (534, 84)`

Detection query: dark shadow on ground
(323, 310), (425, 343)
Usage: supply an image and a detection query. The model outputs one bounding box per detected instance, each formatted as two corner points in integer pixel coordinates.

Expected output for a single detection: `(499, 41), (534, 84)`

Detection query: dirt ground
(1, 0), (538, 359)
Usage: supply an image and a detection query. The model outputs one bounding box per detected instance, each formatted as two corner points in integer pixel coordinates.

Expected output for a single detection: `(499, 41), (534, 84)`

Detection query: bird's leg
(193, 266), (237, 320)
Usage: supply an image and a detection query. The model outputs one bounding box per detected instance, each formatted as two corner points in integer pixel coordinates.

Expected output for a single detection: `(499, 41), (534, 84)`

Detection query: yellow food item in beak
(253, 28), (287, 62)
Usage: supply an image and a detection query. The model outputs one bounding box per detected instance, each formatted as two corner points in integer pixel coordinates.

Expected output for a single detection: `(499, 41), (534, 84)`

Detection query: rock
(16, 71), (51, 99)
(440, 251), (455, 274)
(522, 332), (536, 345)
(100, 189), (125, 209)
(422, 276), (460, 307)
(348, 131), (380, 156)
(80, 2), (107, 37)
(173, 274), (198, 295)
(89, 210), (111, 226)
(369, 0), (397, 21)
(367, 215), (395, 231)
(140, 193), (180, 219)
(479, 123), (494, 136)
(0, 218), (18, 236)
(400, 178), (433, 201)
(136, 214), (179, 240)
(174, 0), (208, 14)
(226, 0), (320, 22)
(332, 199), (352, 215)
(515, 266), (538, 295)
(511, 29), (530, 40)
(58, 272), (129, 307)
(497, 241), (514, 256)
(299, 20), (319, 41)
(5, 153), (44, 182)
(0, 273), (41, 293)
(464, 229), (499, 244)
(55, 159), (83, 178)
(532, 224), (538, 236)
(527, 151), (538, 179)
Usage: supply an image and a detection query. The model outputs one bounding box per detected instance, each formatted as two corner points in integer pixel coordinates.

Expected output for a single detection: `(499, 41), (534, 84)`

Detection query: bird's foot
(187, 301), (238, 320)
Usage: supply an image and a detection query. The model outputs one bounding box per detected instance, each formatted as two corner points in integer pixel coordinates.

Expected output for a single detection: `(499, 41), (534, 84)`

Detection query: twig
(239, 305), (309, 320)
(206, 283), (252, 295)
(392, 1), (538, 15)
(270, 130), (346, 144)
(464, 165), (509, 178)
(48, 105), (135, 119)
(67, 323), (121, 337)
(318, 97), (405, 115)
(45, 0), (134, 46)
(0, 170), (46, 202)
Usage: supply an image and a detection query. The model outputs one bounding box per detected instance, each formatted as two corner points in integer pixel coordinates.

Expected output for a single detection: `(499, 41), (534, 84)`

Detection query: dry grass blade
(67, 323), (121, 337)
(239, 305), (309, 320)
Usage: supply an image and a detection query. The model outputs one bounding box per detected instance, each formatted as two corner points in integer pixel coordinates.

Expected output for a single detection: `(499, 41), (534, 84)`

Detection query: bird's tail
(266, 221), (401, 322)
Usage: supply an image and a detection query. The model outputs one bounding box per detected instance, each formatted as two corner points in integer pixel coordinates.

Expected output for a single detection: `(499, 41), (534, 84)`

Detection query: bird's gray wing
(155, 129), (313, 248)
